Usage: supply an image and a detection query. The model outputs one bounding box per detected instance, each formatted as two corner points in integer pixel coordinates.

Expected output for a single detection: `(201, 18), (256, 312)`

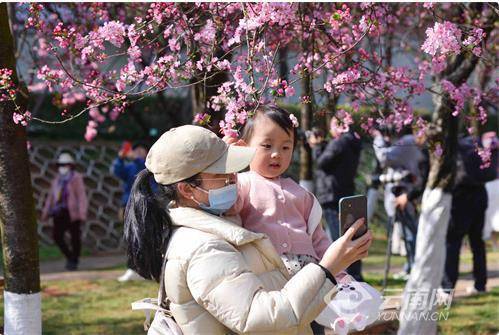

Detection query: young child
(230, 106), (378, 333)
(233, 105), (334, 276)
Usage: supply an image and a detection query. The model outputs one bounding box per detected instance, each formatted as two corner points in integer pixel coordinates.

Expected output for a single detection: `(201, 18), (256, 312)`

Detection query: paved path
(37, 252), (499, 289)
(37, 253), (126, 281)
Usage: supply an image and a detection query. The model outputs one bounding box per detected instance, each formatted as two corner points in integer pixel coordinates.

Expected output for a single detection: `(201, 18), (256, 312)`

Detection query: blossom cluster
(6, 3), (496, 166)
(422, 22), (462, 56)
(271, 80), (295, 98)
(0, 68), (16, 103)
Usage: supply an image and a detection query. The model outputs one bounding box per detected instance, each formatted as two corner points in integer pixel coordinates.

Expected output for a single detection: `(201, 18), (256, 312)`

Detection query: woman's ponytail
(124, 169), (172, 282)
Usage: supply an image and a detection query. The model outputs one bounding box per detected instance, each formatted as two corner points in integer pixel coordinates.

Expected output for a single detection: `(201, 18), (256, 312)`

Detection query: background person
(442, 135), (498, 294)
(483, 132), (499, 250)
(372, 128), (428, 280)
(42, 152), (88, 271)
(112, 141), (148, 282)
(308, 117), (363, 281)
(112, 141), (148, 211)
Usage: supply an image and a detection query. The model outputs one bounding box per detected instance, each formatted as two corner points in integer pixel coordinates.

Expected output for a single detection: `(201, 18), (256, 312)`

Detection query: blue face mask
(192, 184), (237, 216)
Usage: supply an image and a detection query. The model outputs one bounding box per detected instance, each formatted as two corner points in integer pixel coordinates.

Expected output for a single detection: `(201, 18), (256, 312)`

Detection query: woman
(125, 125), (372, 334)
(42, 152), (88, 271)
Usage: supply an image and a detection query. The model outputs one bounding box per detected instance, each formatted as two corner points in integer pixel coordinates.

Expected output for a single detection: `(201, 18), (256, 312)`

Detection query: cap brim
(203, 145), (255, 174)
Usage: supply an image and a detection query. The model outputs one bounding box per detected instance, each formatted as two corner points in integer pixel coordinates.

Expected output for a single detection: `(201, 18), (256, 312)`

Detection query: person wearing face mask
(42, 152), (88, 271)
(124, 125), (372, 335)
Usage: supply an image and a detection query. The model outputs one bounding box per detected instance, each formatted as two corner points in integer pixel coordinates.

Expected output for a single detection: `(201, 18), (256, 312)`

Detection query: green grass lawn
(438, 287), (499, 335)
(0, 279), (158, 334)
(0, 277), (496, 334)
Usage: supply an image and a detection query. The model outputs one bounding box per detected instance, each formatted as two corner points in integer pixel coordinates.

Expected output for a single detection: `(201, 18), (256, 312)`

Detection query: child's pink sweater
(234, 171), (331, 260)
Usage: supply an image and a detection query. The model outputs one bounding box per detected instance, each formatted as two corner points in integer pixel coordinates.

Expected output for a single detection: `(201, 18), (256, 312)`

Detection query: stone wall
(30, 140), (125, 251)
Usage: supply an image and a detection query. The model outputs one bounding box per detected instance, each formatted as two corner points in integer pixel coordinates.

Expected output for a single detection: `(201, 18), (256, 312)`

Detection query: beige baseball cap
(145, 125), (256, 185)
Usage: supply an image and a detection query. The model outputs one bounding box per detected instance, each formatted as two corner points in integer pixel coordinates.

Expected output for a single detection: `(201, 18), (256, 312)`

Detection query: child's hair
(124, 169), (200, 282)
(241, 105), (298, 147)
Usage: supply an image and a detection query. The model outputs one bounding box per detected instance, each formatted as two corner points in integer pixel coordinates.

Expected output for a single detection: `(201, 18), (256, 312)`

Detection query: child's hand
(222, 135), (237, 145)
(222, 135), (247, 147)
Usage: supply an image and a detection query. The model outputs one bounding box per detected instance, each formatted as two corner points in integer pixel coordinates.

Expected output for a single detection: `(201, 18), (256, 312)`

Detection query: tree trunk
(0, 3), (41, 334)
(397, 89), (457, 335)
(298, 5), (314, 192)
(190, 68), (229, 135)
(398, 6), (489, 332)
(188, 21), (231, 134)
(278, 46), (288, 81)
(299, 69), (314, 191)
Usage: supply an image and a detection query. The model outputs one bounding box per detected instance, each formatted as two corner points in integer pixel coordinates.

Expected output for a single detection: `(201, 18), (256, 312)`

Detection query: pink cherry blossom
(289, 114), (299, 128)
(284, 86), (295, 97)
(12, 111), (31, 126)
(422, 21), (462, 56)
(98, 21), (126, 48)
(127, 46), (141, 62)
(84, 121), (98, 142)
(5, 3), (494, 167)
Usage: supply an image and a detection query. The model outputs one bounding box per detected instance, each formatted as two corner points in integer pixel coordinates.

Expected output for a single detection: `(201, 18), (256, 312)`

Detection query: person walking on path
(112, 141), (148, 282)
(125, 125), (372, 334)
(42, 152), (88, 271)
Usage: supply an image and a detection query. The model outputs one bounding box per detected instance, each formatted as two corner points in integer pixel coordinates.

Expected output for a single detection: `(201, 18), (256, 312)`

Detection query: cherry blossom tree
(1, 3), (498, 333)
(0, 3), (41, 334)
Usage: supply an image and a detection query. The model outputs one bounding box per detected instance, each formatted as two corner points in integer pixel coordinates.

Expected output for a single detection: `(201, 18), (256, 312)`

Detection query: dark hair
(124, 169), (200, 282)
(132, 141), (149, 151)
(241, 105), (298, 147)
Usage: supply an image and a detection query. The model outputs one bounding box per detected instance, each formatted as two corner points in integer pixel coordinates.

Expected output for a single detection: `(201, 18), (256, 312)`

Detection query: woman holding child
(125, 107), (371, 334)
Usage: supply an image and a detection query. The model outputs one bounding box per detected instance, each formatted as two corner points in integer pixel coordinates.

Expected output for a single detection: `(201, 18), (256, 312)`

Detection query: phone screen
(339, 195), (368, 239)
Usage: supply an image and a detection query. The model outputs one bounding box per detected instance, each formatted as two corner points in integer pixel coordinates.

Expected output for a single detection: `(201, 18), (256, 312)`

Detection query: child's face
(247, 115), (294, 179)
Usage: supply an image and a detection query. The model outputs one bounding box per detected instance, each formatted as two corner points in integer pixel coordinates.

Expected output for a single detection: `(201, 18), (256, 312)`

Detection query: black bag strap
(158, 250), (170, 310)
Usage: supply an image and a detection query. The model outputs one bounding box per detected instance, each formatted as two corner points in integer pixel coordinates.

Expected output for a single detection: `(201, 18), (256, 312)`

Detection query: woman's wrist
(316, 263), (337, 285)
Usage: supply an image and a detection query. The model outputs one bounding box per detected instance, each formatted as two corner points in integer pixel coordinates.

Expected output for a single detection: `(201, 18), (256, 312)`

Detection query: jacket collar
(169, 207), (265, 246)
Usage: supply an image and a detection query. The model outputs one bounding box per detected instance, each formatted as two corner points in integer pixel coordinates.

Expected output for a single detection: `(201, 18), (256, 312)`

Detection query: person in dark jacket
(112, 141), (148, 281)
(442, 136), (498, 293)
(308, 118), (363, 280)
(112, 142), (148, 208)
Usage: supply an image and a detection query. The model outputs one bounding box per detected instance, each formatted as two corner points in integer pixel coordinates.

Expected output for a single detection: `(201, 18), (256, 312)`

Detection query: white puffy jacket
(162, 207), (337, 334)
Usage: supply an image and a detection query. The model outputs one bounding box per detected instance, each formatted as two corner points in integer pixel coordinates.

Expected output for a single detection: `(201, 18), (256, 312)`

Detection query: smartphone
(339, 195), (368, 239)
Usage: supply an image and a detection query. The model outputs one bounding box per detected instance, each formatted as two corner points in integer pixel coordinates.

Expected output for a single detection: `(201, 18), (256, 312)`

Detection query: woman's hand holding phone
(319, 218), (372, 276)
